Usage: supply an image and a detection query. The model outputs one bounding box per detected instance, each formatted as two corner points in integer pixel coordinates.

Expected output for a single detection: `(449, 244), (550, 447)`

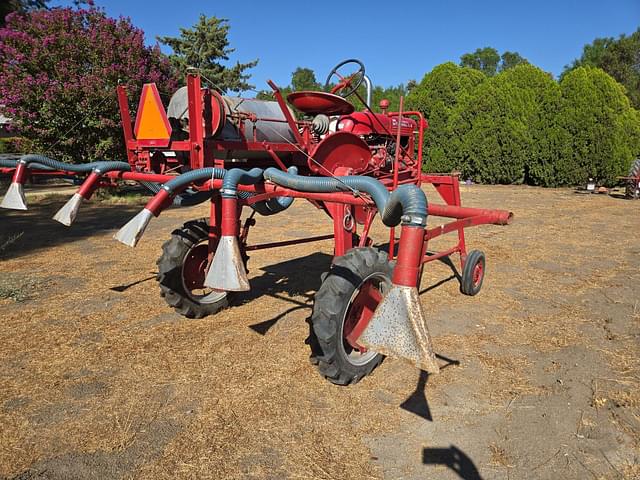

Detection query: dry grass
(0, 185), (638, 479)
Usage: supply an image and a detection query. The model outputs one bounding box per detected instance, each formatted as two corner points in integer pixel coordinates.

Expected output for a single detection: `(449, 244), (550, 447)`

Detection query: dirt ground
(0, 184), (638, 479)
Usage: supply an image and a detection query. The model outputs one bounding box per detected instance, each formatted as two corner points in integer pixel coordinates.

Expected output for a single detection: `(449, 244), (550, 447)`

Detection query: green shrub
(406, 62), (485, 173)
(557, 67), (640, 185)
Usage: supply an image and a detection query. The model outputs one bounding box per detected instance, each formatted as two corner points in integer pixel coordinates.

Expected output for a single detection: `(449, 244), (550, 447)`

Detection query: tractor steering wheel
(325, 59), (365, 98)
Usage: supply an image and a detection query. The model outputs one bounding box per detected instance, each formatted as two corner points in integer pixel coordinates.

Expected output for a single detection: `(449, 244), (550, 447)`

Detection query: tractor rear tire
(308, 247), (392, 385)
(157, 218), (229, 319)
(460, 250), (485, 296)
(625, 158), (640, 199)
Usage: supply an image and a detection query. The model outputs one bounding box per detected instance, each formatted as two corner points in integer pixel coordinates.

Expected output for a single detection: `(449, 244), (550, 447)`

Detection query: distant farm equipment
(0, 60), (512, 385)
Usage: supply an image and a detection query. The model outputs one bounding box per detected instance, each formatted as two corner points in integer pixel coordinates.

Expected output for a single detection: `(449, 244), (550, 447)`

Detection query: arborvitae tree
(498, 65), (568, 186)
(564, 29), (640, 108)
(158, 15), (257, 92)
(406, 62), (485, 173)
(557, 67), (640, 185)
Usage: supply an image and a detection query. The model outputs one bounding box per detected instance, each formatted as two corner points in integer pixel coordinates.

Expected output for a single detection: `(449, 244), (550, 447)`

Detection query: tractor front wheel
(156, 218), (229, 318)
(309, 247), (392, 385)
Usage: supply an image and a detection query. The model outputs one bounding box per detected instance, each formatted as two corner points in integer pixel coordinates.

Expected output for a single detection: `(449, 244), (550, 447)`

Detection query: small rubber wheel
(308, 247), (392, 385)
(460, 250), (485, 296)
(625, 158), (640, 199)
(157, 218), (229, 318)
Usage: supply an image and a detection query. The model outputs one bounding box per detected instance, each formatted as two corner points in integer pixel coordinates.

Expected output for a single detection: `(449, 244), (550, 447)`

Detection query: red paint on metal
(145, 188), (171, 216)
(182, 244), (209, 290)
(344, 280), (383, 350)
(77, 171), (101, 199)
(287, 91), (355, 116)
(221, 197), (239, 236)
(12, 162), (28, 184)
(428, 204), (513, 225)
(187, 74), (205, 169)
(308, 132), (372, 174)
(116, 85), (136, 164)
(393, 225), (426, 287)
(338, 111), (416, 137)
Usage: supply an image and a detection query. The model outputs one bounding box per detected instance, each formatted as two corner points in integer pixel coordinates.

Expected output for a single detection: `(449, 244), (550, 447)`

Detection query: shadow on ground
(0, 198), (144, 259)
(423, 445), (483, 480)
(239, 251), (332, 335)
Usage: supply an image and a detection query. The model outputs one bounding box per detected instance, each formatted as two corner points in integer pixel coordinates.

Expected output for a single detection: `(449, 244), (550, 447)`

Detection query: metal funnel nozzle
(359, 285), (439, 373)
(113, 208), (153, 248)
(0, 182), (27, 210)
(204, 235), (250, 291)
(52, 193), (84, 226)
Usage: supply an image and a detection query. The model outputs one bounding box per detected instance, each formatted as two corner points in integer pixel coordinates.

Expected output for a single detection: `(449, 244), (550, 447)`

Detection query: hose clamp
(401, 214), (427, 227)
(220, 188), (237, 198)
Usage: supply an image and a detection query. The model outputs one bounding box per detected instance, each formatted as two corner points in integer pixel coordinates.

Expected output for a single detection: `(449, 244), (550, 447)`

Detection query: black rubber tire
(625, 158), (640, 199)
(308, 247), (392, 385)
(460, 250), (486, 296)
(156, 218), (229, 319)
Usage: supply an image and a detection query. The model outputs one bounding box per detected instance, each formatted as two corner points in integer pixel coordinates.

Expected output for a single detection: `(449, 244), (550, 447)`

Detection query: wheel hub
(182, 244), (209, 290)
(343, 279), (383, 352)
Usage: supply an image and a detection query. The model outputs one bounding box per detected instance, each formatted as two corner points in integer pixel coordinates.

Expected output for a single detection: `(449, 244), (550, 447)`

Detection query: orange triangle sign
(134, 83), (172, 147)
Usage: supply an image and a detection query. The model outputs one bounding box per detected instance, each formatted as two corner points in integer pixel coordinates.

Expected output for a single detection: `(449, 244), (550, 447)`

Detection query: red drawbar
(77, 172), (101, 199)
(393, 225), (426, 287)
(221, 197), (239, 236)
(145, 188), (172, 216)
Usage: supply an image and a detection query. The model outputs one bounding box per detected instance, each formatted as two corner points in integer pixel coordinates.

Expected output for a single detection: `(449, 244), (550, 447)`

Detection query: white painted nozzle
(0, 182), (27, 210)
(359, 285), (439, 373)
(113, 208), (153, 248)
(204, 235), (250, 291)
(52, 193), (84, 226)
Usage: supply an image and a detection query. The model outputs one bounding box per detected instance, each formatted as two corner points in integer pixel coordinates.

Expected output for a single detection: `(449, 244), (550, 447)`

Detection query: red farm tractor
(0, 60), (512, 385)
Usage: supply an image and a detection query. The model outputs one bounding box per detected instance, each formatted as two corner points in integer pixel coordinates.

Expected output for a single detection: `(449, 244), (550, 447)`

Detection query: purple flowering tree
(0, 7), (178, 162)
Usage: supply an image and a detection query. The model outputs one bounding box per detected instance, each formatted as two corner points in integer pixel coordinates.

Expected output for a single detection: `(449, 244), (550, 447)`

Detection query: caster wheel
(460, 250), (485, 296)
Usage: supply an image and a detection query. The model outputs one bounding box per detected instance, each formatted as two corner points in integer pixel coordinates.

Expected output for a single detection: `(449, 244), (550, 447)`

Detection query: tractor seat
(286, 91), (355, 116)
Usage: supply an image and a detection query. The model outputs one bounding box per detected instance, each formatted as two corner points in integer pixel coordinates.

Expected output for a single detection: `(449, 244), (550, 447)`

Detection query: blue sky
(51, 0), (639, 90)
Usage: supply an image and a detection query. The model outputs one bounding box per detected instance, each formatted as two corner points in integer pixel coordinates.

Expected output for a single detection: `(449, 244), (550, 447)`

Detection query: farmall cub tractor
(1, 60), (512, 385)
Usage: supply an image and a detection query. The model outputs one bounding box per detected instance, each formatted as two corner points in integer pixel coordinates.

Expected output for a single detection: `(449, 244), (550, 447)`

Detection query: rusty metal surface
(204, 235), (250, 291)
(52, 193), (83, 226)
(359, 285), (439, 373)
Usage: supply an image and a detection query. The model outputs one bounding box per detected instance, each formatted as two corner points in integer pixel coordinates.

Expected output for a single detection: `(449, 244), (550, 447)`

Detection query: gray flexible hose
(263, 167), (427, 227)
(0, 158), (54, 170)
(162, 167), (227, 193)
(140, 180), (213, 207)
(16, 154), (130, 174)
(221, 168), (265, 197)
(237, 166), (297, 215)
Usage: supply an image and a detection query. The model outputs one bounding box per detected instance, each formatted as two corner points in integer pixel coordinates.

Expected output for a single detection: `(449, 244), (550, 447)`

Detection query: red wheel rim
(472, 260), (484, 288)
(182, 244), (209, 291)
(343, 279), (383, 352)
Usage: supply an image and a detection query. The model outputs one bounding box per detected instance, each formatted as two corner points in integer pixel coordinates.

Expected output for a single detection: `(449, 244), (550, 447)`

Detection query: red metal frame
(1, 71), (512, 351)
